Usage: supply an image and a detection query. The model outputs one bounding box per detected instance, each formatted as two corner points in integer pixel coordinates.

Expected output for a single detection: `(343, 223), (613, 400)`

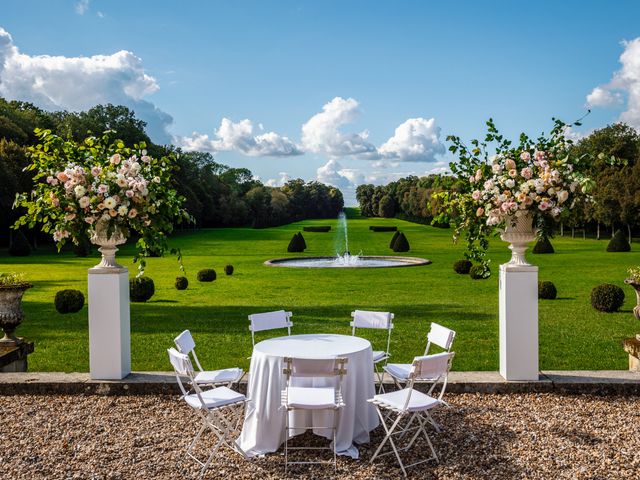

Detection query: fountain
(264, 211), (431, 269)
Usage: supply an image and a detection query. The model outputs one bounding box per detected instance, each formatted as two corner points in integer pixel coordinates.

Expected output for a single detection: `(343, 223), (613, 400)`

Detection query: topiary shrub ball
(392, 232), (410, 252)
(453, 259), (472, 274)
(175, 276), (188, 290)
(197, 269), (217, 282)
(606, 230), (631, 252)
(9, 230), (31, 257)
(287, 233), (305, 253)
(389, 231), (400, 249)
(130, 277), (155, 302)
(590, 284), (625, 312)
(533, 236), (555, 254)
(54, 289), (85, 314)
(538, 281), (557, 299)
(224, 265), (234, 276)
(469, 265), (490, 280)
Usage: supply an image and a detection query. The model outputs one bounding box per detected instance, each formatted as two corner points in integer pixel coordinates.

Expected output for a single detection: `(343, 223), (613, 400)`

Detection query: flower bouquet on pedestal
(436, 118), (594, 277)
(13, 129), (192, 273)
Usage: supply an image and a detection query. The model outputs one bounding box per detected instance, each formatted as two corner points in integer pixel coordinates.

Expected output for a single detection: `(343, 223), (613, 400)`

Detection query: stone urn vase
(0, 283), (33, 345)
(500, 212), (537, 267)
(90, 218), (127, 269)
(624, 279), (640, 321)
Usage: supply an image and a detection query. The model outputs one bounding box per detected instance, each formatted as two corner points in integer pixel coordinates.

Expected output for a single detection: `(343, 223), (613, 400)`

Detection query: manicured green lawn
(2, 209), (638, 372)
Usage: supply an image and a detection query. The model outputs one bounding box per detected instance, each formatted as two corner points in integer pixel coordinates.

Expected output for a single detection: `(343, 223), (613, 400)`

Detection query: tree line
(356, 123), (640, 241)
(0, 98), (343, 247)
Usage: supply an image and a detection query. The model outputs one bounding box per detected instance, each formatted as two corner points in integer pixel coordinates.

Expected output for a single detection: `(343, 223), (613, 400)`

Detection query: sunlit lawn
(2, 209), (638, 372)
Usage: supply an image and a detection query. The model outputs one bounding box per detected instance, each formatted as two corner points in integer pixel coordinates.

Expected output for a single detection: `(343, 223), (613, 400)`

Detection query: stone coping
(0, 370), (638, 395)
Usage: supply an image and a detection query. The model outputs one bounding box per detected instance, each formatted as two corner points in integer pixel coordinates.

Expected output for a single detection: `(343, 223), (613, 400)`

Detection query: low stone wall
(0, 370), (638, 396)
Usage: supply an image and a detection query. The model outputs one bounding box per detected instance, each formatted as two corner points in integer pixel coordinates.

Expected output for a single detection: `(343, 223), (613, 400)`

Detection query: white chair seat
(184, 386), (245, 410)
(372, 388), (440, 412)
(286, 387), (337, 409)
(372, 350), (387, 362)
(194, 367), (243, 385)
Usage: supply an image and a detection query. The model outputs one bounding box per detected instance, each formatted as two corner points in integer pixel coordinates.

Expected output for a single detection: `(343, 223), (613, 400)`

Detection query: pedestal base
(499, 263), (539, 381)
(88, 267), (130, 380)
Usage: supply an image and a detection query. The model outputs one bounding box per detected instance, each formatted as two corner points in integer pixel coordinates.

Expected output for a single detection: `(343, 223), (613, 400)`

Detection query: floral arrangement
(436, 118), (593, 277)
(627, 266), (640, 284)
(13, 129), (191, 273)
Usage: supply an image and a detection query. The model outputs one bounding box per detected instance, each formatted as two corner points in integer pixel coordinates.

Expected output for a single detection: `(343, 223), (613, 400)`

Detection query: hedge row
(303, 226), (331, 232)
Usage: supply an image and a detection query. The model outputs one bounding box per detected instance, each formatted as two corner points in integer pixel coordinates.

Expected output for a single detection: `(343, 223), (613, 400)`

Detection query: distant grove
(0, 98), (344, 247)
(356, 123), (640, 241)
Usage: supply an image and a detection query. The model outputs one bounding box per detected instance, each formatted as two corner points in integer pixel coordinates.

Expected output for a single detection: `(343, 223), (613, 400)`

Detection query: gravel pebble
(1, 393), (638, 479)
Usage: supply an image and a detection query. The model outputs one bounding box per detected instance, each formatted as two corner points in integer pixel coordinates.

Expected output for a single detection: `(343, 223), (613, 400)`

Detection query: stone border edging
(0, 371), (638, 396)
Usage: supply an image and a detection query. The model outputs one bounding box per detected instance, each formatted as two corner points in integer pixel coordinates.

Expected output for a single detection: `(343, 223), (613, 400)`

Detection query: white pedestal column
(88, 267), (130, 379)
(499, 263), (538, 381)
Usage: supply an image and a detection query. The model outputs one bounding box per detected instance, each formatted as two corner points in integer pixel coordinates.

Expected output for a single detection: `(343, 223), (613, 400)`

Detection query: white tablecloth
(237, 334), (379, 459)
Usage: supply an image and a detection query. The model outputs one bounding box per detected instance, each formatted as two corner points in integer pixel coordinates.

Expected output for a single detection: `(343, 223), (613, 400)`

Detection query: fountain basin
(264, 255), (431, 268)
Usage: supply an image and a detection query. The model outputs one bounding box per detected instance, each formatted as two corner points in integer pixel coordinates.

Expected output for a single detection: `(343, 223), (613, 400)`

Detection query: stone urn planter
(623, 279), (640, 321)
(90, 218), (127, 269)
(0, 282), (33, 345)
(500, 212), (537, 266)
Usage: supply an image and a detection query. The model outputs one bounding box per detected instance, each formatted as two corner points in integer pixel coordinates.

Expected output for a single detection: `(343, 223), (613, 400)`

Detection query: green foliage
(0, 272), (30, 288)
(54, 289), (84, 314)
(378, 195), (395, 218)
(606, 230), (631, 252)
(392, 232), (410, 252)
(174, 276), (188, 290)
(129, 276), (155, 302)
(469, 264), (490, 279)
(370, 226), (398, 232)
(224, 264), (234, 275)
(538, 281), (557, 300)
(590, 284), (625, 312)
(533, 236), (555, 254)
(303, 226), (331, 232)
(389, 230), (400, 248)
(453, 259), (472, 274)
(628, 266), (640, 283)
(9, 230), (31, 256)
(197, 269), (217, 282)
(287, 232), (306, 252)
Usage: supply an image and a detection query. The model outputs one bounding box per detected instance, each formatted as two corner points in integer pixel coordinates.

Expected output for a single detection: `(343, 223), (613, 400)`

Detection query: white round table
(237, 334), (379, 459)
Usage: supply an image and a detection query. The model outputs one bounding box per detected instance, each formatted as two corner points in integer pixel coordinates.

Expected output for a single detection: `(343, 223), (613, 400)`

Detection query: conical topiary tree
(9, 230), (31, 256)
(287, 232), (305, 252)
(532, 236), (555, 254)
(389, 230), (400, 249)
(607, 229), (631, 252)
(392, 232), (410, 252)
(298, 232), (307, 250)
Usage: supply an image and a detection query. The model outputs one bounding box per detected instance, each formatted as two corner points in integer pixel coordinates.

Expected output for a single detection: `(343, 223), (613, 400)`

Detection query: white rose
(505, 179), (515, 189)
(104, 197), (117, 209)
(74, 185), (86, 198)
(117, 206), (128, 216)
(557, 190), (569, 203)
(79, 196), (90, 208)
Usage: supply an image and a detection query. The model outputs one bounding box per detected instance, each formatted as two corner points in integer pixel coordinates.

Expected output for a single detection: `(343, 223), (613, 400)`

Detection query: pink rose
(64, 213), (76, 221)
(521, 167), (532, 179)
(476, 207), (484, 217)
(538, 201), (550, 211)
(125, 190), (134, 198)
(56, 172), (69, 182)
(520, 151), (531, 161)
(91, 166), (102, 176)
(128, 208), (138, 218)
(110, 154), (121, 165)
(508, 169), (517, 178)
(98, 184), (108, 194)
(505, 159), (516, 170)
(471, 190), (482, 201)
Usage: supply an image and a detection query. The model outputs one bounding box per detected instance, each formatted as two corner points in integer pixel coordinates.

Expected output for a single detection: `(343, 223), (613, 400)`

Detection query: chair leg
(371, 407), (407, 476)
(374, 363), (385, 394)
(284, 409), (289, 474)
(416, 414), (439, 463)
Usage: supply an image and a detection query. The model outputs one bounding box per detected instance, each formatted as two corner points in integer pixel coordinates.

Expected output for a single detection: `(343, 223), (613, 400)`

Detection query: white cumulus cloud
(265, 171), (291, 187)
(0, 27), (173, 143)
(587, 37), (640, 129)
(316, 159), (354, 189)
(302, 97), (377, 157)
(178, 118), (302, 157)
(378, 117), (445, 162)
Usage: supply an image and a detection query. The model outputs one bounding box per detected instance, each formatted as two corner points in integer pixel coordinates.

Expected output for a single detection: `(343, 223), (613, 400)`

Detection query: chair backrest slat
(411, 352), (453, 381)
(351, 310), (393, 329)
(249, 310), (292, 332)
(426, 323), (456, 353)
(174, 330), (196, 355)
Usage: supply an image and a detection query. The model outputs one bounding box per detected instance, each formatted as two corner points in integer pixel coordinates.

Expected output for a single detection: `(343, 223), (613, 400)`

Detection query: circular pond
(264, 255), (431, 269)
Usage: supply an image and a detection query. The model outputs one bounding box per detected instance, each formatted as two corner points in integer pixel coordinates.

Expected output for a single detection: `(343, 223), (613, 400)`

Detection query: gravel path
(1, 393), (638, 479)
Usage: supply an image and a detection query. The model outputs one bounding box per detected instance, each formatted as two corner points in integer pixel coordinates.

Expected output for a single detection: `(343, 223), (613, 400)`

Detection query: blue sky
(2, 0), (640, 204)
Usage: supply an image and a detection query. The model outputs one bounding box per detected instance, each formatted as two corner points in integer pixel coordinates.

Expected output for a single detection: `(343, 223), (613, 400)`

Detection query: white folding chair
(167, 348), (247, 478)
(350, 310), (394, 393)
(281, 356), (347, 473)
(248, 310), (293, 346)
(368, 352), (455, 477)
(174, 330), (244, 389)
(384, 322), (456, 391)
